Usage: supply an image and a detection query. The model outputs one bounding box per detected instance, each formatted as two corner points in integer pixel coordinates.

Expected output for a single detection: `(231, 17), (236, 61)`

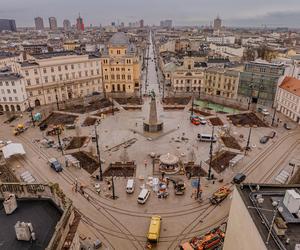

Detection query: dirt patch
(163, 97), (191, 105)
(208, 151), (237, 173)
(65, 137), (88, 150)
(82, 117), (97, 127)
(95, 108), (119, 117)
(221, 136), (242, 151)
(103, 162), (136, 177)
(189, 108), (212, 116)
(123, 106), (142, 110)
(114, 97), (143, 105)
(184, 164), (207, 177)
(0, 164), (19, 182)
(63, 98), (112, 114)
(39, 112), (77, 126)
(209, 117), (224, 126)
(228, 112), (267, 127)
(71, 151), (98, 174)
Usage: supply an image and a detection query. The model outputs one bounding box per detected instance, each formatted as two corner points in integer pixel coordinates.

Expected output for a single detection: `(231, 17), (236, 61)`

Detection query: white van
(137, 188), (150, 204)
(126, 179), (135, 194)
(197, 133), (217, 142)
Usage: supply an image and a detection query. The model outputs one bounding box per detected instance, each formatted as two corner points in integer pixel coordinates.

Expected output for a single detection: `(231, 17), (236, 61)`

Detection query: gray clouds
(0, 0), (299, 27)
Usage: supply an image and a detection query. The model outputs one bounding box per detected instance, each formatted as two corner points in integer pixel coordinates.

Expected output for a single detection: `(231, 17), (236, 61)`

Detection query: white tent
(2, 143), (26, 159)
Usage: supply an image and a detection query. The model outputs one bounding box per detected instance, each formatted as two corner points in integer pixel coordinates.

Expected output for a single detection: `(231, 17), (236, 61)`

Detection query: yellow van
(147, 215), (161, 243)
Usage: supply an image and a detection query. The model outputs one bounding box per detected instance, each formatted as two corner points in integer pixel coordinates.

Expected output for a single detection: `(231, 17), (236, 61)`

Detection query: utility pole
(95, 124), (103, 181)
(55, 88), (59, 110)
(191, 97), (194, 117)
(245, 127), (252, 155)
(28, 101), (35, 127)
(56, 127), (64, 155)
(207, 126), (215, 180)
(111, 97), (114, 115)
(196, 161), (202, 198)
(111, 176), (116, 199)
(271, 106), (277, 126)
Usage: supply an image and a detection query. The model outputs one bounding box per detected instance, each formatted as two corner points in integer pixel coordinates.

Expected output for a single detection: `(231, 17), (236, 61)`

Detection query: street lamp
(245, 127), (252, 155)
(56, 126), (64, 155)
(207, 126), (215, 180)
(271, 103), (277, 127)
(27, 100), (35, 127)
(94, 123), (103, 181)
(54, 88), (59, 110)
(247, 84), (253, 110)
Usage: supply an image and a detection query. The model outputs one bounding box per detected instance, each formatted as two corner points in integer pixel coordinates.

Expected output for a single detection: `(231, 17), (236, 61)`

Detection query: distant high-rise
(34, 17), (44, 30)
(63, 19), (71, 31)
(76, 14), (84, 31)
(140, 19), (144, 28)
(0, 19), (16, 32)
(49, 17), (57, 30)
(160, 20), (172, 28)
(213, 16), (222, 31)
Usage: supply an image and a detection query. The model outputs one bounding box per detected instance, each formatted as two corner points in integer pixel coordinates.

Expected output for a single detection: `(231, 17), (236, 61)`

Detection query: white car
(199, 117), (207, 125)
(261, 109), (270, 116)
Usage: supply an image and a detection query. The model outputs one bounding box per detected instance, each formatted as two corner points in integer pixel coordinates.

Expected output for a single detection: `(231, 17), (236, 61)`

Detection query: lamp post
(28, 101), (35, 127)
(248, 84), (253, 110)
(207, 126), (215, 180)
(196, 161), (202, 199)
(94, 123), (103, 181)
(56, 127), (64, 155)
(54, 88), (59, 110)
(245, 127), (252, 155)
(191, 97), (194, 117)
(271, 104), (277, 127)
(111, 176), (116, 199)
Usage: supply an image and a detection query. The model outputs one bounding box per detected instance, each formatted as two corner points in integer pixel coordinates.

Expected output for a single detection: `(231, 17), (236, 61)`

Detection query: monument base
(143, 122), (163, 132)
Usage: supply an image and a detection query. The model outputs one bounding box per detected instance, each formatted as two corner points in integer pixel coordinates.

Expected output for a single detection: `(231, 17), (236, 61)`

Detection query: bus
(147, 215), (162, 243)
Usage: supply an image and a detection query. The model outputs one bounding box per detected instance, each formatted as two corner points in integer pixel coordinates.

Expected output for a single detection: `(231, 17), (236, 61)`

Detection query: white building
(206, 36), (235, 45)
(276, 76), (300, 123)
(0, 70), (27, 112)
(209, 44), (245, 59)
(14, 51), (102, 107)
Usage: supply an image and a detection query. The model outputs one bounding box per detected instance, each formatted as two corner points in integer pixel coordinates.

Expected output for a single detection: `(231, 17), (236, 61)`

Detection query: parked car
(190, 115), (200, 125)
(137, 188), (150, 204)
(284, 123), (291, 130)
(232, 173), (246, 184)
(39, 124), (48, 131)
(92, 91), (101, 96)
(260, 136), (270, 144)
(199, 117), (207, 125)
(48, 158), (63, 172)
(258, 107), (270, 116)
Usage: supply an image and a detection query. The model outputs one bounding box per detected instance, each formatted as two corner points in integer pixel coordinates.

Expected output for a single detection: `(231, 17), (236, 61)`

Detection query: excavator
(180, 223), (226, 250)
(13, 124), (27, 136)
(209, 186), (231, 205)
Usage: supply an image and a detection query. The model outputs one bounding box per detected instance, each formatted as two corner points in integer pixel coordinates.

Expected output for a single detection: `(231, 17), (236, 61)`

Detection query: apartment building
(203, 67), (239, 99)
(0, 70), (27, 112)
(101, 32), (140, 94)
(15, 51), (102, 107)
(276, 76), (300, 123)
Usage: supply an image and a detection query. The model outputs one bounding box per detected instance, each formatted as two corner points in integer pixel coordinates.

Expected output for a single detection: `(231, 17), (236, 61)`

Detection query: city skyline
(1, 0), (300, 28)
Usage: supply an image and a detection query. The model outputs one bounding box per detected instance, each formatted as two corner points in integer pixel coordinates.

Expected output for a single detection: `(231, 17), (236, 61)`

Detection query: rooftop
(31, 51), (78, 59)
(109, 32), (130, 46)
(279, 77), (300, 97)
(237, 184), (300, 250)
(0, 72), (22, 81)
(0, 198), (63, 250)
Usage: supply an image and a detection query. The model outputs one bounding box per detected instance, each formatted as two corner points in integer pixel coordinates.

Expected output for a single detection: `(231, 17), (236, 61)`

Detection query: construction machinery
(13, 124), (27, 136)
(179, 224), (226, 250)
(168, 178), (186, 195)
(209, 186), (231, 205)
(46, 125), (64, 136)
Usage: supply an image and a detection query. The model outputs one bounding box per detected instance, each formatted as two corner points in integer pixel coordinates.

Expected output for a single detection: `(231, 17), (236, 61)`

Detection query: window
(65, 65), (68, 70)
(44, 76), (48, 83)
(7, 89), (11, 94)
(122, 75), (125, 80)
(71, 64), (74, 70)
(78, 72), (82, 77)
(9, 97), (12, 101)
(29, 91), (33, 96)
(43, 68), (47, 74)
(72, 72), (75, 79)
(91, 70), (94, 76)
(5, 81), (9, 86)
(26, 79), (31, 85)
(117, 50), (121, 54)
(66, 73), (69, 80)
(117, 75), (120, 80)
(3, 97), (6, 101)
(122, 68), (125, 71)
(13, 89), (16, 94)
(85, 71), (88, 77)
(111, 75), (115, 80)
(52, 76), (55, 82)
(127, 75), (131, 80)
(51, 67), (54, 73)
(38, 90), (42, 95)
(111, 68), (114, 72)
(116, 67), (120, 71)
(0, 81), (2, 86)
(96, 69), (100, 75)
(34, 69), (38, 75)
(25, 70), (29, 76)
(58, 66), (61, 71)
(59, 74), (63, 81)
(35, 78), (40, 84)
(104, 75), (108, 80)
(11, 81), (15, 86)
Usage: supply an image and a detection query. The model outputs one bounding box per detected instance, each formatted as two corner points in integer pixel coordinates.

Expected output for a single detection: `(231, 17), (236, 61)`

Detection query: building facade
(238, 60), (285, 107)
(49, 17), (58, 30)
(14, 52), (103, 107)
(0, 70), (28, 112)
(63, 19), (71, 31)
(101, 32), (140, 94)
(203, 67), (239, 99)
(276, 76), (300, 123)
(76, 15), (84, 32)
(207, 36), (235, 45)
(34, 17), (44, 30)
(213, 16), (222, 31)
(0, 19), (16, 32)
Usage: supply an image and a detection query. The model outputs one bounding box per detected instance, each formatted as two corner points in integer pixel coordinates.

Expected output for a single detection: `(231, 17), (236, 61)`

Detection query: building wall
(203, 68), (239, 99)
(102, 45), (140, 94)
(15, 54), (103, 107)
(0, 75), (27, 112)
(223, 187), (267, 250)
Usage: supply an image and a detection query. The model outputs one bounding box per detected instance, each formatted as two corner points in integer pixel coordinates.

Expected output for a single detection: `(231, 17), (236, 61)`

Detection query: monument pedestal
(143, 95), (163, 133)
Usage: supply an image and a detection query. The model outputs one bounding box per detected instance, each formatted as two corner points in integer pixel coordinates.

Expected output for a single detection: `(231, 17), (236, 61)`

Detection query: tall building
(48, 17), (57, 30)
(140, 19), (144, 28)
(63, 19), (71, 31)
(34, 17), (44, 30)
(160, 20), (172, 28)
(0, 19), (16, 32)
(213, 16), (222, 31)
(76, 14), (84, 31)
(238, 60), (285, 107)
(102, 32), (140, 94)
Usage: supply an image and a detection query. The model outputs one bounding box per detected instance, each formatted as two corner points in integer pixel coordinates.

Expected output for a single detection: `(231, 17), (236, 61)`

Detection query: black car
(260, 136), (269, 144)
(39, 124), (48, 131)
(92, 91), (101, 96)
(232, 173), (246, 184)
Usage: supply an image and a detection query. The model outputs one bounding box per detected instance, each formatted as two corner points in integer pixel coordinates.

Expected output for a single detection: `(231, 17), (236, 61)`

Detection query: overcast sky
(1, 0), (300, 28)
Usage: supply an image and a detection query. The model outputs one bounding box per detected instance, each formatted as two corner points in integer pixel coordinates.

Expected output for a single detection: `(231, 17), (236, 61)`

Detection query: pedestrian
(144, 160), (148, 167)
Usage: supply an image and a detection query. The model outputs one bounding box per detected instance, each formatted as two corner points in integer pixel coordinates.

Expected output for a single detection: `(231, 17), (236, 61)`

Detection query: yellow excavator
(209, 186), (231, 205)
(13, 124), (27, 136)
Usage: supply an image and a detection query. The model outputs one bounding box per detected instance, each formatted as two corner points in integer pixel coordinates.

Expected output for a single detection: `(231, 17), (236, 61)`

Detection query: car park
(232, 173), (246, 184)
